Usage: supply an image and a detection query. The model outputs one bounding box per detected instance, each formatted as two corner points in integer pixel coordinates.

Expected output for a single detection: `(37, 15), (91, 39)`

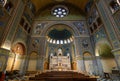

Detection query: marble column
(112, 49), (120, 71)
(77, 59), (85, 72)
(114, 54), (120, 71)
(96, 56), (104, 76)
(19, 55), (29, 75)
(36, 56), (44, 71)
(74, 37), (80, 57)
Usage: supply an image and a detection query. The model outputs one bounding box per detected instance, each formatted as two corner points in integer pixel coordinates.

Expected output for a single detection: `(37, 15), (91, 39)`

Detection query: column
(77, 59), (85, 72)
(19, 55), (29, 74)
(96, 56), (104, 76)
(36, 56), (44, 71)
(114, 54), (120, 71)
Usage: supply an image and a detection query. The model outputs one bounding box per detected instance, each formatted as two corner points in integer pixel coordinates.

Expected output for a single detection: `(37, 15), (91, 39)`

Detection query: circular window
(52, 5), (69, 18)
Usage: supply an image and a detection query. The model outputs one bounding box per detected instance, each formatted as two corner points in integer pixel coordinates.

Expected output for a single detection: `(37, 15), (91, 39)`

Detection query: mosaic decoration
(93, 27), (106, 43)
(78, 37), (94, 55)
(34, 23), (46, 35)
(73, 21), (86, 34)
(92, 8), (98, 20)
(82, 39), (89, 48)
(85, 1), (93, 12)
(87, 8), (98, 25)
(32, 39), (39, 48)
(97, 1), (116, 41)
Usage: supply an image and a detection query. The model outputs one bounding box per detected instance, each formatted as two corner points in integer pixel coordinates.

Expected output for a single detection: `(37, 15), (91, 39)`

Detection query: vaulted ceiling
(31, 0), (90, 13)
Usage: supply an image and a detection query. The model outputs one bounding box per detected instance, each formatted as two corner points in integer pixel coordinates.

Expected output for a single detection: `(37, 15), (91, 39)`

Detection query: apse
(46, 24), (74, 44)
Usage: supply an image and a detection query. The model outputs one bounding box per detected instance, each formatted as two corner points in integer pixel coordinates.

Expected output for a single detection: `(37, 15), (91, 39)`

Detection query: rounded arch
(95, 39), (117, 73)
(11, 40), (27, 54)
(41, 22), (80, 36)
(28, 51), (38, 71)
(29, 51), (38, 59)
(83, 51), (93, 57)
(35, 2), (86, 19)
(11, 42), (26, 55)
(36, 0), (86, 16)
(95, 38), (113, 58)
(83, 51), (94, 75)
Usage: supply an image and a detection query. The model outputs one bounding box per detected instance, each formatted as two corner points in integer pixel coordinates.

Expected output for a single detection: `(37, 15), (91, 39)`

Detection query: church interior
(0, 0), (120, 81)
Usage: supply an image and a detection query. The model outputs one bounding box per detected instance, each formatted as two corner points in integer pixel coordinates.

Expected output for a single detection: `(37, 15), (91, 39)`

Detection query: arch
(11, 42), (26, 55)
(83, 52), (93, 75)
(83, 51), (93, 57)
(95, 39), (117, 73)
(29, 51), (38, 59)
(41, 22), (80, 36)
(28, 51), (38, 71)
(35, 2), (86, 19)
(7, 42), (26, 71)
(95, 39), (113, 58)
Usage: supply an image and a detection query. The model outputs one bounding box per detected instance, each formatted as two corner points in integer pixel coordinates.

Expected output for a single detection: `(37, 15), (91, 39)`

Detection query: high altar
(49, 48), (71, 71)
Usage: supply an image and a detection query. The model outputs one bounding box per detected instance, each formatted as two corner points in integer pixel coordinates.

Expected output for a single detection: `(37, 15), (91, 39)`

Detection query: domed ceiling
(48, 29), (72, 40)
(47, 24), (73, 40)
(31, 0), (91, 12)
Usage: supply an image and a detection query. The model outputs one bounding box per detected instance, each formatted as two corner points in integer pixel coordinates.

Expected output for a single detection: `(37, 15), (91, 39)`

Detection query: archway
(95, 39), (117, 73)
(83, 52), (93, 75)
(44, 24), (77, 71)
(6, 43), (25, 71)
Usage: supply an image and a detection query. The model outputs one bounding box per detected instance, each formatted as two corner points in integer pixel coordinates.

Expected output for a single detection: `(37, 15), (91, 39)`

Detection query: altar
(49, 48), (71, 71)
